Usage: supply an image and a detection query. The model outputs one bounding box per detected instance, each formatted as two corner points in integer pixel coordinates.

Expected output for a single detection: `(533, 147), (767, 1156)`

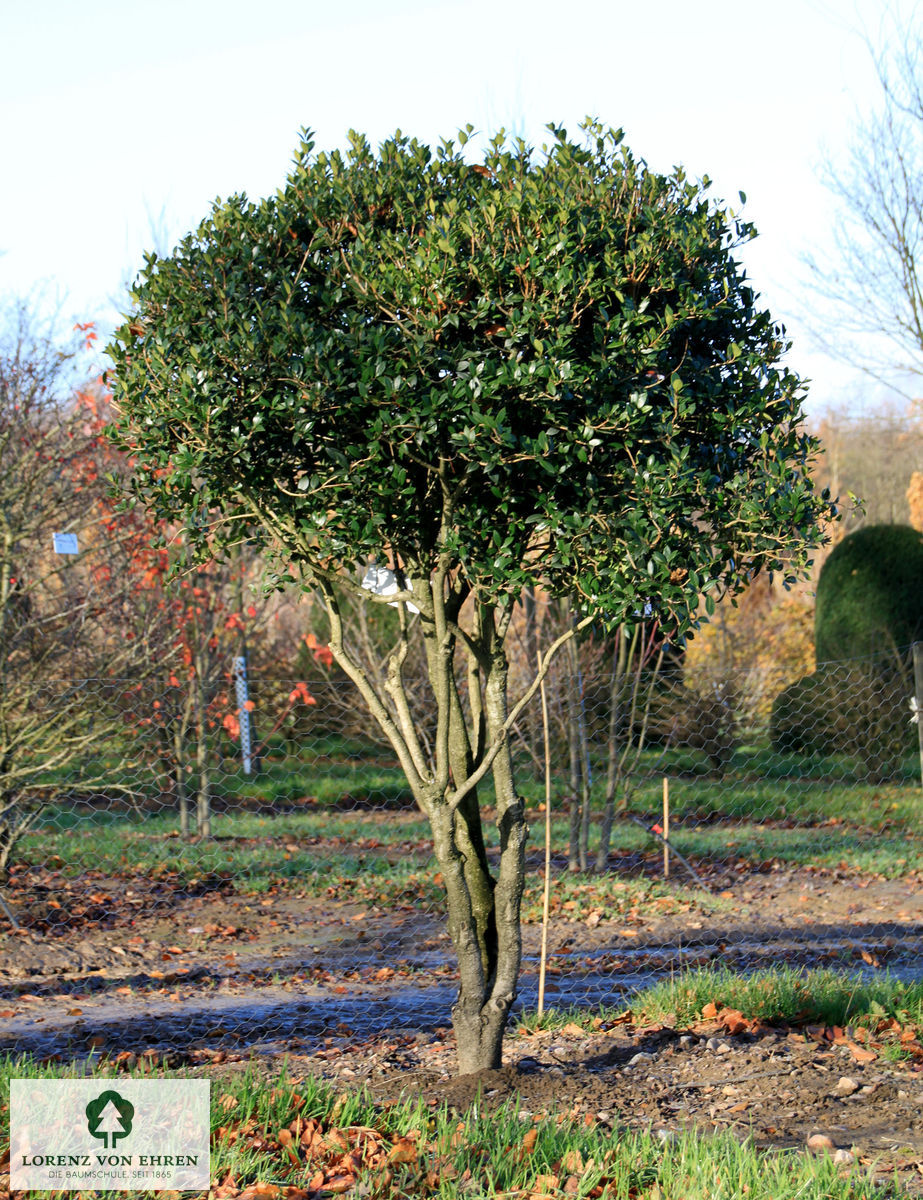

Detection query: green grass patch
(636, 965), (923, 1030)
(0, 1053), (909, 1199)
(16, 739), (923, 895)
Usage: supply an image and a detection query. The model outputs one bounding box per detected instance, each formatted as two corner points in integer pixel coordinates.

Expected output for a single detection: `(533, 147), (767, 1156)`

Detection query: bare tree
(805, 11), (923, 394)
(0, 309), (163, 876)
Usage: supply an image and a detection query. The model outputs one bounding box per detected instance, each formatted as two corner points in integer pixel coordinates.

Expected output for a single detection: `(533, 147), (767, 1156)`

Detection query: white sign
(10, 1079), (210, 1191)
(52, 532), (79, 555)
(361, 564), (421, 613)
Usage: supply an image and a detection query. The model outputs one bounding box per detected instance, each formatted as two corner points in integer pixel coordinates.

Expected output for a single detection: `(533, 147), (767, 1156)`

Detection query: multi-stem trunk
(428, 625), (525, 1076)
(321, 572), (588, 1077)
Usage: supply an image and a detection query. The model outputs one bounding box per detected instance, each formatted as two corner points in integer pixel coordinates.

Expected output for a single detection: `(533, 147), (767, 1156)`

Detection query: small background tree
(0, 310), (167, 875)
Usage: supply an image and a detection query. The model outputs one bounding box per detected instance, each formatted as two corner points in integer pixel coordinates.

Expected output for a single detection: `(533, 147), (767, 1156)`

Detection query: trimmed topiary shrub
(815, 524), (923, 663)
(769, 672), (829, 756)
(770, 658), (913, 780)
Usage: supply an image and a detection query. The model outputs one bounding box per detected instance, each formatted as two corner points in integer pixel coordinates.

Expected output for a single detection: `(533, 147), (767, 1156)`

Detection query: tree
(117, 533), (270, 838)
(805, 13), (923, 393)
(108, 121), (835, 1073)
(0, 309), (164, 876)
(815, 523), (923, 662)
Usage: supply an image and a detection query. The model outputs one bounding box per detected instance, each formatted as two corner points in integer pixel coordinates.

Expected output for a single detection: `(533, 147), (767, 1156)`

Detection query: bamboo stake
(663, 776), (670, 879)
(537, 651), (553, 1018)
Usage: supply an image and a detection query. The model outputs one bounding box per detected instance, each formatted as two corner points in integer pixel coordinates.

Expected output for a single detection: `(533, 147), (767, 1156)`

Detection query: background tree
(0, 309), (165, 876)
(117, 538), (268, 838)
(809, 403), (923, 535)
(108, 122), (835, 1073)
(805, 12), (923, 393)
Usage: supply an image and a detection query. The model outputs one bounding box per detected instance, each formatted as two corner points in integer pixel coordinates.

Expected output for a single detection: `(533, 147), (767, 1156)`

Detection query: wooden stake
(537, 651), (553, 1018)
(663, 776), (670, 879)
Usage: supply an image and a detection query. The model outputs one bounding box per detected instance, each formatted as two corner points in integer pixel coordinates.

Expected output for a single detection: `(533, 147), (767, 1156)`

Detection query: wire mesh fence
(1, 653), (921, 1063)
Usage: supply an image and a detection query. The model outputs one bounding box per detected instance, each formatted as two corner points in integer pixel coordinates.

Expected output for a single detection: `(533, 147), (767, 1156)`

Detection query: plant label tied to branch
(52, 532), (79, 555)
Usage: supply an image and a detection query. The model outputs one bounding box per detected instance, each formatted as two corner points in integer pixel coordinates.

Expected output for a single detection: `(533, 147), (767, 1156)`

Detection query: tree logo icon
(85, 1090), (135, 1149)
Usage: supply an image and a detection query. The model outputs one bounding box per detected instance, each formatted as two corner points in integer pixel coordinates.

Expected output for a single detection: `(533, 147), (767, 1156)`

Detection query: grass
(0, 1053), (911, 1199)
(17, 796), (919, 910)
(515, 966), (923, 1037)
(637, 964), (923, 1030)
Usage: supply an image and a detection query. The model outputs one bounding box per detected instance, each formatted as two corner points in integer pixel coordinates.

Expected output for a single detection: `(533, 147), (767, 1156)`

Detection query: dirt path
(2, 861), (923, 1191)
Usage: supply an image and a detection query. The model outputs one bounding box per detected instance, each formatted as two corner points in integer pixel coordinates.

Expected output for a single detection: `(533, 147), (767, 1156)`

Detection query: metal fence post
(913, 642), (923, 791)
(232, 655), (253, 775)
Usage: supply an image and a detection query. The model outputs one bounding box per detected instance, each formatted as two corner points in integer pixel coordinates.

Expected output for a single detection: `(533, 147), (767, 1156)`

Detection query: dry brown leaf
(325, 1129), (350, 1152)
(522, 1128), (538, 1156)
(719, 1008), (748, 1036)
(562, 1148), (584, 1173)
(237, 1185), (280, 1200)
(321, 1176), (356, 1195)
(388, 1137), (419, 1164)
(561, 1022), (585, 1037)
(701, 1001), (720, 1019)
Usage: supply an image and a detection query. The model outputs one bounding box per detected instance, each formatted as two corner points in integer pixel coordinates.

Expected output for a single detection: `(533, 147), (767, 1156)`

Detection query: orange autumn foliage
(684, 576), (815, 730)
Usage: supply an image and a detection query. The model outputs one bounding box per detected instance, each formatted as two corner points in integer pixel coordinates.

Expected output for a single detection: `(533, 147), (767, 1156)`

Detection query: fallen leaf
(321, 1176), (356, 1195)
(719, 1008), (748, 1036)
(237, 1185), (280, 1200)
(849, 1043), (878, 1064)
(388, 1137), (419, 1164)
(701, 1002), (720, 1019)
(324, 1129), (349, 1152)
(561, 1022), (585, 1037)
(562, 1148), (584, 1173)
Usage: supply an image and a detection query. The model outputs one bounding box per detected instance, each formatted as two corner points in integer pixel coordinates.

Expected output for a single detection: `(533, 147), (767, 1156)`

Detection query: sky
(0, 0), (913, 417)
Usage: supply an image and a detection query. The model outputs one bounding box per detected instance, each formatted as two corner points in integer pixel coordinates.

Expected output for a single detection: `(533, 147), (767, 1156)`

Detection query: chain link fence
(1, 651), (921, 1061)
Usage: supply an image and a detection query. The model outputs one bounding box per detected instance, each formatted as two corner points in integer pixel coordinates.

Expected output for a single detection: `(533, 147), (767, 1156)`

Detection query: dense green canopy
(108, 122), (832, 634)
(815, 523), (923, 662)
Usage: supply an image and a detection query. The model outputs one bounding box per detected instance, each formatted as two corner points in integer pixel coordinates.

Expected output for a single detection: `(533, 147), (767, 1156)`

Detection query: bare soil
(1, 857), (923, 1191)
(283, 1013), (923, 1194)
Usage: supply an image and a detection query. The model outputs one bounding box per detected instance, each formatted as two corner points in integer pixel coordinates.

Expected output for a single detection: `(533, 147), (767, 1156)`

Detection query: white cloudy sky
(0, 0), (913, 415)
